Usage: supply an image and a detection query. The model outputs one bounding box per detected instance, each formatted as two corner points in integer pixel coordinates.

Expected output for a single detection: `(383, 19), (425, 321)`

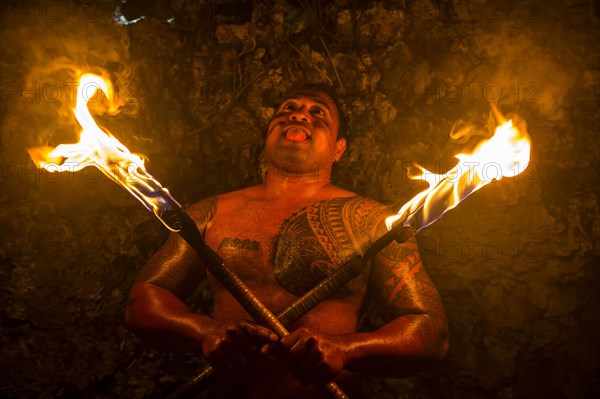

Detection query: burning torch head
(386, 111), (532, 233)
(27, 72), (184, 232)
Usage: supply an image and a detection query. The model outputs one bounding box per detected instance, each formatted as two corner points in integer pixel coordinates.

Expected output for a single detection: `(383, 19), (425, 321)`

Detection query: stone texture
(0, 0), (599, 398)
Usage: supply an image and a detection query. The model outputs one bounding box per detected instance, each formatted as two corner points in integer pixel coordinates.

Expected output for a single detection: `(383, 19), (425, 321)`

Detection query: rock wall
(1, 0), (598, 398)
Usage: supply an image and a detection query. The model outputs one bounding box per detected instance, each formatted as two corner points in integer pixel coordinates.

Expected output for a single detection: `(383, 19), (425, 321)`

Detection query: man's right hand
(200, 320), (279, 372)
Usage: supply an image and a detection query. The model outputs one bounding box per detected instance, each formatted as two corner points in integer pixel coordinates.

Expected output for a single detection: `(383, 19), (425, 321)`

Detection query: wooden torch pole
(163, 209), (349, 399)
(166, 207), (415, 399)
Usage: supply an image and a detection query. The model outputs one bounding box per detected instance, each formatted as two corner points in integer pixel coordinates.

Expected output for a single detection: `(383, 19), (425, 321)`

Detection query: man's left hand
(265, 327), (346, 385)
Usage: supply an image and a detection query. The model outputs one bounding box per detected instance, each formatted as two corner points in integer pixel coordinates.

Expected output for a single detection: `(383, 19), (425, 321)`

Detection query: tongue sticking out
(285, 130), (309, 142)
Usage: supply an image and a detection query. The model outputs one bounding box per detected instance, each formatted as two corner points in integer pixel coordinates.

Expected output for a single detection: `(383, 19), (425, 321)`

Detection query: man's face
(265, 89), (346, 175)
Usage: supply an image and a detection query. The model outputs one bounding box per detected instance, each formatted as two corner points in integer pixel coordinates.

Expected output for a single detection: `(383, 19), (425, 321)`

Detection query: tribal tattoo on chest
(272, 197), (389, 297)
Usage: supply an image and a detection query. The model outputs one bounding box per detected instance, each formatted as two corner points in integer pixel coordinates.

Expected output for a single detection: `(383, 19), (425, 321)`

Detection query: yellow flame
(386, 118), (531, 231)
(27, 73), (180, 230)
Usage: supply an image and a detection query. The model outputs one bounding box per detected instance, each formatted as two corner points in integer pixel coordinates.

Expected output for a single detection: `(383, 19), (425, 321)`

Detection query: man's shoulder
(333, 195), (393, 230)
(326, 190), (392, 217)
(186, 196), (218, 224)
(217, 185), (263, 201)
(303, 194), (393, 255)
(324, 186), (390, 214)
(299, 190), (394, 239)
(188, 186), (258, 209)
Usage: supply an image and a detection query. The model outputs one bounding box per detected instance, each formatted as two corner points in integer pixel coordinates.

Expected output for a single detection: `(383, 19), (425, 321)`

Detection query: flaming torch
(385, 114), (532, 233)
(27, 72), (349, 399)
(27, 73), (182, 232)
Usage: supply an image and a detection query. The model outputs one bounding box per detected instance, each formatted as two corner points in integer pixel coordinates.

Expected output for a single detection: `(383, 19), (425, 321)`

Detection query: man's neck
(262, 165), (334, 201)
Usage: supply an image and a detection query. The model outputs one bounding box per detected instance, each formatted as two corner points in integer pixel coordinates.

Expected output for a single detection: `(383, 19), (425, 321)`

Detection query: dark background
(1, 0), (599, 398)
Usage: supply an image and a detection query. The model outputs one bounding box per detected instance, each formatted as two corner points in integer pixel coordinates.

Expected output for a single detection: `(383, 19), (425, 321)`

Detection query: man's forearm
(125, 281), (219, 353)
(340, 313), (449, 378)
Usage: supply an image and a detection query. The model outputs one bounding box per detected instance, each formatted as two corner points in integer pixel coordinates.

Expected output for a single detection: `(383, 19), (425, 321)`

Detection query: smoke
(473, 7), (593, 121)
(440, 1), (597, 145)
(0, 0), (135, 161)
(481, 28), (573, 120)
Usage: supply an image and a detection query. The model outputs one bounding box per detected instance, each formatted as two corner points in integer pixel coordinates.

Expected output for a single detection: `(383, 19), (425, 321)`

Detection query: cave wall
(1, 0), (599, 398)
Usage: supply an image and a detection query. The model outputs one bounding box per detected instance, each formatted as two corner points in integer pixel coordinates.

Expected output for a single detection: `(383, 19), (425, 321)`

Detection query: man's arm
(124, 198), (277, 370)
(341, 235), (449, 376)
(125, 197), (217, 352)
(272, 221), (448, 384)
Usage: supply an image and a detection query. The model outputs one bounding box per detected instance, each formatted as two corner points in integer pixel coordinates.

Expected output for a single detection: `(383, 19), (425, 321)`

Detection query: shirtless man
(124, 85), (449, 399)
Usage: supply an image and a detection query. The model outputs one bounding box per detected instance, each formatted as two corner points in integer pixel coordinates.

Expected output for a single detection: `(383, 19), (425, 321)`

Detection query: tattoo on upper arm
(343, 198), (391, 254)
(371, 234), (448, 355)
(374, 238), (446, 320)
(188, 196), (218, 239)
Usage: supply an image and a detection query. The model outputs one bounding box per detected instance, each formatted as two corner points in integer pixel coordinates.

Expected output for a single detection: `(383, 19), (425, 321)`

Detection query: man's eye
(311, 107), (324, 115)
(283, 103), (297, 111)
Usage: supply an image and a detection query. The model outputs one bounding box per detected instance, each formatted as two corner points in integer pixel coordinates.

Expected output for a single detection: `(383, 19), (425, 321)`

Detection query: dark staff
(166, 213), (415, 399)
(160, 204), (350, 399)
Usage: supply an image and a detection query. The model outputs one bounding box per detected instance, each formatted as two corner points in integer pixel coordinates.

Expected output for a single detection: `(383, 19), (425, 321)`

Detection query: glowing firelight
(27, 73), (181, 231)
(386, 117), (532, 232)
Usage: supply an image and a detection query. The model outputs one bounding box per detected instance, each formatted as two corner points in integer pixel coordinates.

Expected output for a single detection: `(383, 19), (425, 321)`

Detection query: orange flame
(386, 117), (531, 232)
(27, 73), (181, 230)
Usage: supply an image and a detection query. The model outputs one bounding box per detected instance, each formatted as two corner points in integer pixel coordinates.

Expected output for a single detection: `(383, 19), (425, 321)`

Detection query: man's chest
(204, 197), (370, 296)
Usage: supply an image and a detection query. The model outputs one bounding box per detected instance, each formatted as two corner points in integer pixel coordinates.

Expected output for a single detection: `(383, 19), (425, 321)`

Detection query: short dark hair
(281, 83), (349, 142)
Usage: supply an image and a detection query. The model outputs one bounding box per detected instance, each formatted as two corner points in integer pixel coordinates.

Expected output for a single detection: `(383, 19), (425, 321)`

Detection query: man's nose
(290, 107), (309, 122)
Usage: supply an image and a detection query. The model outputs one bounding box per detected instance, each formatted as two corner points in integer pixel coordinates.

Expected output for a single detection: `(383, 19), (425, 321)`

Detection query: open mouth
(283, 126), (311, 142)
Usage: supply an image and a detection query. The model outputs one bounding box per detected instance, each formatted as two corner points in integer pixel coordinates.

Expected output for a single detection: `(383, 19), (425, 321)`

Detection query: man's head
(283, 84), (349, 142)
(265, 84), (348, 176)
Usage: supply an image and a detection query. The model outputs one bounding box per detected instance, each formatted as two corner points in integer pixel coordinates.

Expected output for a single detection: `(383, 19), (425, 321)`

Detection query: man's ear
(335, 138), (347, 161)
